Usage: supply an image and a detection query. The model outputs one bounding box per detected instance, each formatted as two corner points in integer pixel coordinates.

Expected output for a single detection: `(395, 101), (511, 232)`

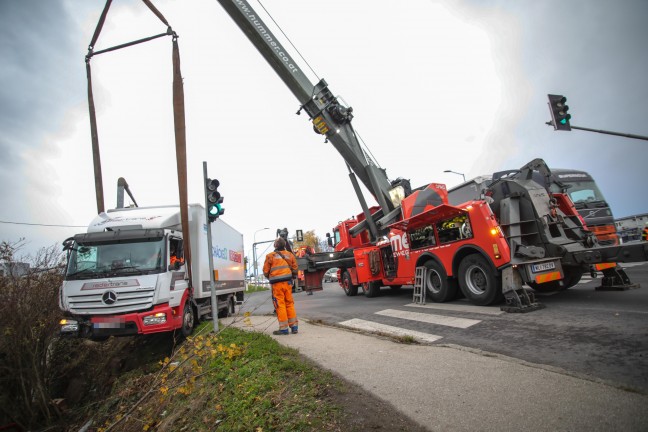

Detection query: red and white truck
(59, 204), (245, 339)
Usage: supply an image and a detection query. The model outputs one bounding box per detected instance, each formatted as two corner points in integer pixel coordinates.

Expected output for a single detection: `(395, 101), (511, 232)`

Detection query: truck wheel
(424, 261), (457, 302)
(458, 254), (501, 306)
(181, 301), (195, 338)
(342, 272), (358, 296)
(218, 296), (234, 318)
(363, 281), (381, 298)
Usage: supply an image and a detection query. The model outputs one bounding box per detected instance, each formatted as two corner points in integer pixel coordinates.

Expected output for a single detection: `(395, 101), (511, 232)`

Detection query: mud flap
(596, 267), (640, 291)
(500, 267), (545, 313)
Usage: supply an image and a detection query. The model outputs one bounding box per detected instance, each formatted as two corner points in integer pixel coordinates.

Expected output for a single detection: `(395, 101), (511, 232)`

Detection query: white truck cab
(59, 204), (245, 340)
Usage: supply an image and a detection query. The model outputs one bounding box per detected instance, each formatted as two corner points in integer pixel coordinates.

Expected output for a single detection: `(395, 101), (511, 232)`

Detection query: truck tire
(180, 301), (195, 338)
(424, 260), (457, 302)
(363, 281), (381, 298)
(218, 295), (236, 318)
(342, 272), (358, 296)
(457, 254), (502, 306)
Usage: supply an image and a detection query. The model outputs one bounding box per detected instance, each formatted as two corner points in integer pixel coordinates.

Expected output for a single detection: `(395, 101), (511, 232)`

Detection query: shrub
(0, 241), (66, 429)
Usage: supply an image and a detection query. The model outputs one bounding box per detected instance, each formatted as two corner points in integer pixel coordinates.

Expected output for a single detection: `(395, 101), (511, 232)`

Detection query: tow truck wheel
(458, 254), (501, 306)
(424, 261), (457, 302)
(342, 272), (358, 296)
(363, 281), (381, 298)
(181, 301), (195, 338)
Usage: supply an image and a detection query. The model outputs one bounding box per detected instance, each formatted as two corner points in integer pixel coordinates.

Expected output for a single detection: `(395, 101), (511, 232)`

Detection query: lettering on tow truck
(234, 0), (300, 74)
(390, 233), (410, 257)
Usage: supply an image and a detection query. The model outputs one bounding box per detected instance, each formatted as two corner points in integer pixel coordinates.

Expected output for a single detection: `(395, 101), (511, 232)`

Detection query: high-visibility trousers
(272, 281), (298, 330)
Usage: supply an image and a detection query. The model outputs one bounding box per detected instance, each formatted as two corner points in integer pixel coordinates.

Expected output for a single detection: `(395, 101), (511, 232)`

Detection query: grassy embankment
(86, 318), (346, 432)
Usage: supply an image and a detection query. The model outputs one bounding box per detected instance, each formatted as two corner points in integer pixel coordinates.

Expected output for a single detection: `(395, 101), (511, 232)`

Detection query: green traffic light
(208, 203), (223, 216)
(560, 114), (572, 124)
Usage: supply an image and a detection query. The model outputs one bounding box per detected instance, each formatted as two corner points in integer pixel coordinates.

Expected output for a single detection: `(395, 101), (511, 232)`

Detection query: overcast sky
(1, 0), (647, 267)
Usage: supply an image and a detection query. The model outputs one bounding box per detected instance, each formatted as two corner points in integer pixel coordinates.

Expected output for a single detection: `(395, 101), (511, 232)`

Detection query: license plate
(93, 318), (125, 329)
(532, 262), (556, 273)
(92, 322), (124, 329)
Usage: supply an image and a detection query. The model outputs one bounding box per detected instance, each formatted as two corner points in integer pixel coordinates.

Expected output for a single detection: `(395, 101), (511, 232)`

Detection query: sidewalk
(221, 313), (648, 432)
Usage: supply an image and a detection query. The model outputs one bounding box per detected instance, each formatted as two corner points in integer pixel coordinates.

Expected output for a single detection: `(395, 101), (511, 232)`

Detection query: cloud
(2, 0), (647, 260)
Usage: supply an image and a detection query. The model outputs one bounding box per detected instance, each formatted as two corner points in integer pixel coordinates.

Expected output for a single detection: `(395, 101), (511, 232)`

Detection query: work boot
(290, 325), (298, 334)
(272, 329), (289, 336)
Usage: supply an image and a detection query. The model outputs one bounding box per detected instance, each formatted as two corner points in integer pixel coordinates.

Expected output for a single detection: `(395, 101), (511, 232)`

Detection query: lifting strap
(85, 0), (193, 285)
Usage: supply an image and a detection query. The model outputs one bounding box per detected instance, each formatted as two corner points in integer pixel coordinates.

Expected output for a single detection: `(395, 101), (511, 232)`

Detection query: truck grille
(67, 286), (156, 315)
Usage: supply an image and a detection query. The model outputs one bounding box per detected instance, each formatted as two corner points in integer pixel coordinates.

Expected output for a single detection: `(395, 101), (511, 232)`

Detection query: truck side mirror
(62, 237), (76, 251)
(169, 261), (182, 271)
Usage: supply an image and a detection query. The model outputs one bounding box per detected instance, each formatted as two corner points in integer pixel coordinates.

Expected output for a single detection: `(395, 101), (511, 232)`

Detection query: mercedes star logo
(102, 290), (117, 305)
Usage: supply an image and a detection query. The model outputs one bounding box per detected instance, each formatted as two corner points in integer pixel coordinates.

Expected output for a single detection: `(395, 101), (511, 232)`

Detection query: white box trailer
(59, 204), (245, 340)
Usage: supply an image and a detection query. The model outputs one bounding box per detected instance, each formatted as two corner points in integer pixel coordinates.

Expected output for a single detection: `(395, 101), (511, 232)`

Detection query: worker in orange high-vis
(263, 237), (299, 335)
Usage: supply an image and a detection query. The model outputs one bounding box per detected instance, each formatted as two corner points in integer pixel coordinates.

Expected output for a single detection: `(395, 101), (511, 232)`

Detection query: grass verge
(87, 322), (344, 432)
(245, 284), (270, 293)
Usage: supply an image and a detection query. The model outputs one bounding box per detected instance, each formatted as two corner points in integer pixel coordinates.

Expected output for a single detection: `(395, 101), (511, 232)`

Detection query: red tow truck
(215, 0), (648, 311)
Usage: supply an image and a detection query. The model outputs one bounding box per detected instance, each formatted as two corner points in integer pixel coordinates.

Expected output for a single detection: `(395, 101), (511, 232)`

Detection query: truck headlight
(143, 312), (167, 326)
(60, 319), (79, 333)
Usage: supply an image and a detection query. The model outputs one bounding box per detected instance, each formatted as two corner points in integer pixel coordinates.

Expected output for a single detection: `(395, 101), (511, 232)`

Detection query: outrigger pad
(596, 268), (641, 291)
(501, 302), (546, 313)
(596, 282), (641, 291)
(501, 288), (546, 313)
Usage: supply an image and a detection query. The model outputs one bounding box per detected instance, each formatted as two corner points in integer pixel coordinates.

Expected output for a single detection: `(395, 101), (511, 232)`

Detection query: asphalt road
(242, 262), (648, 394)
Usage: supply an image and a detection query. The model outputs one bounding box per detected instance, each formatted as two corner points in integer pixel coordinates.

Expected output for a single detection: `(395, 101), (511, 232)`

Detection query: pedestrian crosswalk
(337, 318), (443, 343)
(375, 309), (481, 328)
(338, 302), (494, 344)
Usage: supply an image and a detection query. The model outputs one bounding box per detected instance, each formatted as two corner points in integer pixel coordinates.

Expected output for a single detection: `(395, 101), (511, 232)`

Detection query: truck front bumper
(61, 302), (183, 339)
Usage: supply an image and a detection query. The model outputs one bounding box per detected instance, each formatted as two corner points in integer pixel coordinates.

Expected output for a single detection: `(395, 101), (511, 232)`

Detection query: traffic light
(548, 94), (571, 131)
(205, 178), (224, 223)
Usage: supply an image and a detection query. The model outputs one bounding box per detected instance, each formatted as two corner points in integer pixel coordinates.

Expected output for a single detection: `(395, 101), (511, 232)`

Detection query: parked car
(324, 268), (339, 283)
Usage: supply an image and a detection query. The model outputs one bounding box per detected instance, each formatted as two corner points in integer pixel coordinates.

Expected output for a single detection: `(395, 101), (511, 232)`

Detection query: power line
(0, 220), (86, 228)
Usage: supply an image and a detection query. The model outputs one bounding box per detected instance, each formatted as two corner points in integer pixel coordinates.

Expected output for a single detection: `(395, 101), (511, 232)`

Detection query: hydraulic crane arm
(216, 0), (396, 224)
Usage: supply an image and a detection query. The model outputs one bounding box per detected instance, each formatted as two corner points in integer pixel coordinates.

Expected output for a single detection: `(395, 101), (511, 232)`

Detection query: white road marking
(376, 309), (481, 328)
(620, 262), (648, 268)
(405, 302), (505, 316)
(338, 318), (443, 343)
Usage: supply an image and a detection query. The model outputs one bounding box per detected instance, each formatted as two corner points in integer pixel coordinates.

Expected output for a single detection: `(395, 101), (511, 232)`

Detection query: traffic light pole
(545, 121), (648, 141)
(203, 161), (218, 331)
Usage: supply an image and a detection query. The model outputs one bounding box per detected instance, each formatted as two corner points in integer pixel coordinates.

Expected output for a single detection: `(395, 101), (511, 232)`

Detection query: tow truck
(216, 0), (648, 311)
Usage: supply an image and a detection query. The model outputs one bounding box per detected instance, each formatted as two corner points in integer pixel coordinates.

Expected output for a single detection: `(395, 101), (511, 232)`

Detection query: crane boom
(217, 0), (398, 228)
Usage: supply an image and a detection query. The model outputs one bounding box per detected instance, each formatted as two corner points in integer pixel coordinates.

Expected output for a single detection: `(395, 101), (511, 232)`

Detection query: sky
(1, 0), (647, 272)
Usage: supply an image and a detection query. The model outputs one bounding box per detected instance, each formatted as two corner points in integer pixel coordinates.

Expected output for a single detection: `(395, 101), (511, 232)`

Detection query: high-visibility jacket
(263, 250), (298, 284)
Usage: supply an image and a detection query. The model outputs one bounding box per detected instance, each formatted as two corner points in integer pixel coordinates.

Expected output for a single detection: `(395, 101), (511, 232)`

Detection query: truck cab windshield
(549, 180), (606, 206)
(65, 238), (165, 279)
